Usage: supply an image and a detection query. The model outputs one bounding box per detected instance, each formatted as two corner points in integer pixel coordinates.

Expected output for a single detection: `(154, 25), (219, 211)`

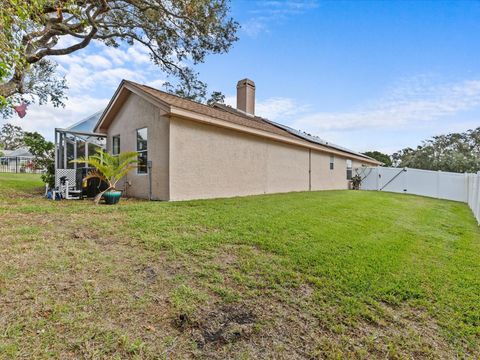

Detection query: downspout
(147, 160), (152, 200)
(308, 149), (312, 191)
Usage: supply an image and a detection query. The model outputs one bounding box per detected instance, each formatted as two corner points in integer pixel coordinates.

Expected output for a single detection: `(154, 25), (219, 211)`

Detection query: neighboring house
(91, 79), (380, 201)
(2, 148), (33, 157)
(0, 148), (39, 173)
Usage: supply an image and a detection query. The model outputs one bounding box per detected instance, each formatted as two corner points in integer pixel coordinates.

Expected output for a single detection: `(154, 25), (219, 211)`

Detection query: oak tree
(0, 0), (238, 115)
(0, 123), (25, 150)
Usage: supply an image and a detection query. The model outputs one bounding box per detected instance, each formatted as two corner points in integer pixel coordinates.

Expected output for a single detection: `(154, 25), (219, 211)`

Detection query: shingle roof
(127, 82), (300, 141)
(3, 148), (32, 157)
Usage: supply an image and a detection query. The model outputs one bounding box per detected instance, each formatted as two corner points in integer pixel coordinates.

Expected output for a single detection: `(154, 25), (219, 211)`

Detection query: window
(112, 135), (120, 155)
(329, 155), (334, 170)
(136, 128), (148, 174)
(346, 159), (353, 180)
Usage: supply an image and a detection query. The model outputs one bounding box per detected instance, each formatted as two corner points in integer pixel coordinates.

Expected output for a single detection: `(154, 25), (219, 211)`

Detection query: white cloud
(146, 78), (167, 88)
(6, 95), (109, 140)
(83, 54), (112, 69)
(224, 95), (236, 107)
(1, 40), (168, 139)
(242, 0), (319, 37)
(256, 97), (308, 120)
(291, 77), (480, 132)
(242, 18), (269, 38)
(250, 0), (319, 16)
(89, 67), (143, 86)
(127, 45), (151, 65)
(225, 94), (307, 121)
(102, 46), (131, 65)
(53, 35), (81, 50)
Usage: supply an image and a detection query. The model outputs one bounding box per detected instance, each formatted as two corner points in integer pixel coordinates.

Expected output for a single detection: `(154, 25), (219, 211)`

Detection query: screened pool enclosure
(55, 128), (106, 170)
(54, 127), (107, 197)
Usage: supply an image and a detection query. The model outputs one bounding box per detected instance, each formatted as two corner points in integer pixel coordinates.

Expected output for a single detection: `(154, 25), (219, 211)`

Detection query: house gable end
(94, 80), (171, 133)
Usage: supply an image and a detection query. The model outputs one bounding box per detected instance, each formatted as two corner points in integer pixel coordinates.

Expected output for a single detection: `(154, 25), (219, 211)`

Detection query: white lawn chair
(54, 169), (82, 200)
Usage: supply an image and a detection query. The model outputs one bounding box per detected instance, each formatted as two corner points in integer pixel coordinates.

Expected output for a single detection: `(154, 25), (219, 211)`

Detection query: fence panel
(378, 167), (407, 193)
(358, 167), (480, 224)
(405, 168), (439, 199)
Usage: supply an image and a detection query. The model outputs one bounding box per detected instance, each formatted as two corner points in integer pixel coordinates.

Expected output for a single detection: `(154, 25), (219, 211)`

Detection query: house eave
(93, 80), (171, 133)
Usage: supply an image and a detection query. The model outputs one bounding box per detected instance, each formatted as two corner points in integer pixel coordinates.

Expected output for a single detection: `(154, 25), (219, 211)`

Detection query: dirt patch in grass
(161, 244), (467, 359)
(183, 305), (257, 348)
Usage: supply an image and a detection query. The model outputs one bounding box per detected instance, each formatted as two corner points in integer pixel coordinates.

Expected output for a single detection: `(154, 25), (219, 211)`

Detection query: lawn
(0, 172), (479, 359)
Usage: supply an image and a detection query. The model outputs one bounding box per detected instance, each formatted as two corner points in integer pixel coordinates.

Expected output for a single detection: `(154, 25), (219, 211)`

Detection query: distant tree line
(363, 127), (480, 173)
(362, 151), (392, 167)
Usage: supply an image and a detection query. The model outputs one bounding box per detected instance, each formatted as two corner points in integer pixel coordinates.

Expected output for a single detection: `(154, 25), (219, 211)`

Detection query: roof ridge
(212, 103), (267, 123)
(126, 80), (225, 113)
(127, 81), (281, 128)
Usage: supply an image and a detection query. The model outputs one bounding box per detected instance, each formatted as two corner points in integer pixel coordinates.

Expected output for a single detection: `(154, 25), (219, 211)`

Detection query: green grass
(0, 173), (479, 359)
(0, 172), (43, 192)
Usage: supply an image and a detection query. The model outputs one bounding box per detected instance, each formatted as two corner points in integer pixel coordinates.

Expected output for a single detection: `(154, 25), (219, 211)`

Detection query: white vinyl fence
(356, 167), (480, 224)
(467, 172), (480, 224)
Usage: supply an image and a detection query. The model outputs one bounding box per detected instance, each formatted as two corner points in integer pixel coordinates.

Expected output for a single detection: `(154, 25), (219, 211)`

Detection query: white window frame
(346, 159), (353, 180)
(329, 155), (335, 170)
(112, 134), (120, 156)
(136, 127), (148, 175)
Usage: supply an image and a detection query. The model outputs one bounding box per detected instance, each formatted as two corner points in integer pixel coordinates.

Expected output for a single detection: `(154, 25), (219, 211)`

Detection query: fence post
(377, 167), (381, 191)
(404, 167), (408, 193)
(476, 172), (480, 223)
(15, 157), (18, 173)
(465, 173), (469, 203)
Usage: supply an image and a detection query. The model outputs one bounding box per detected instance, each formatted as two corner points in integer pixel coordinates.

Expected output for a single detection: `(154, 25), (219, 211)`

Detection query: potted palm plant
(71, 149), (138, 205)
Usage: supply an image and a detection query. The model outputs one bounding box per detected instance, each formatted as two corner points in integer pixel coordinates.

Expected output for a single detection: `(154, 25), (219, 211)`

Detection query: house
(89, 79), (379, 201)
(0, 148), (40, 173)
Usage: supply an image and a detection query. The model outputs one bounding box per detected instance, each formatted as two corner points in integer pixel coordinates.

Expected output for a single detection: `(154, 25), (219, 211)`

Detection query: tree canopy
(23, 131), (55, 186)
(0, 123), (25, 150)
(0, 0), (238, 115)
(362, 151), (392, 167)
(392, 127), (480, 173)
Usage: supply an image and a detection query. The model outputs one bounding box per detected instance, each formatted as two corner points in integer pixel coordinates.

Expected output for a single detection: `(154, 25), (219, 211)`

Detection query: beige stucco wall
(310, 151), (349, 190)
(353, 159), (370, 169)
(106, 93), (169, 200)
(169, 117), (310, 200)
(169, 117), (351, 201)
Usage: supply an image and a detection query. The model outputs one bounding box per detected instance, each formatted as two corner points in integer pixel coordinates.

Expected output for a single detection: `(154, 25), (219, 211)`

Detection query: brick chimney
(236, 79), (255, 116)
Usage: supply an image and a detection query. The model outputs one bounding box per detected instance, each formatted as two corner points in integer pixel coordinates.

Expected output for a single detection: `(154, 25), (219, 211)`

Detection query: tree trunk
(0, 79), (21, 98)
(93, 186), (113, 205)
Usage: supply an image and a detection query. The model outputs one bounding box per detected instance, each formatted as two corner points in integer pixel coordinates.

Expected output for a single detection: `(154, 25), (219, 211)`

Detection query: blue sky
(4, 0), (480, 153)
